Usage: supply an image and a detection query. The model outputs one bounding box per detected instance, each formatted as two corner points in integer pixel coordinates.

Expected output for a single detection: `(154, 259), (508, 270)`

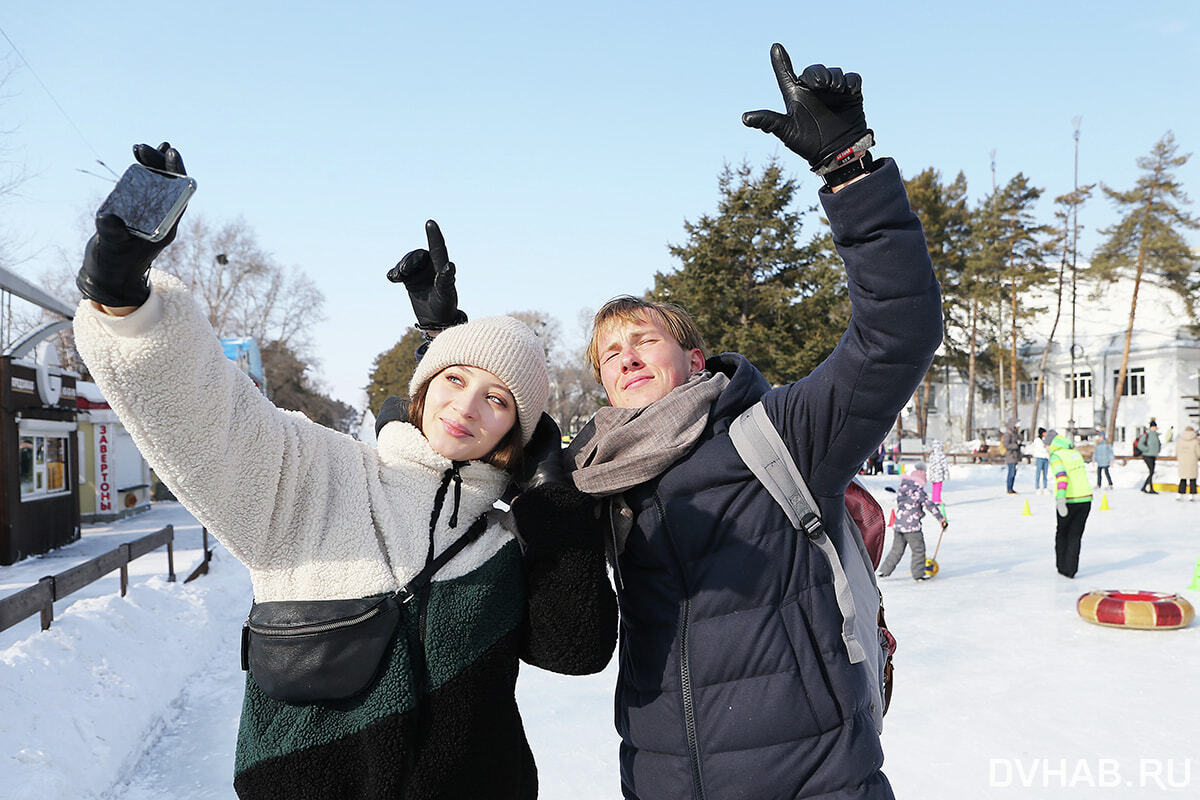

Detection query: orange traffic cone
(1021, 500), (1032, 516)
(887, 508), (896, 527)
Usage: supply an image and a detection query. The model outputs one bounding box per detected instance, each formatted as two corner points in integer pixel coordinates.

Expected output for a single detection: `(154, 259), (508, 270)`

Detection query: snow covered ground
(3, 459), (1198, 799)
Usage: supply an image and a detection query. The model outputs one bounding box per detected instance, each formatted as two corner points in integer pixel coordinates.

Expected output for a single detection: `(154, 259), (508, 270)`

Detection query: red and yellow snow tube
(1076, 590), (1194, 630)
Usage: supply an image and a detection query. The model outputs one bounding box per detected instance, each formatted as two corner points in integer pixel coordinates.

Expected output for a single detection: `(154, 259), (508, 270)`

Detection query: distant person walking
(1031, 427), (1050, 494)
(1092, 431), (1114, 489)
(1175, 425), (1199, 501)
(1045, 430), (1093, 578)
(1003, 417), (1022, 494)
(1138, 420), (1162, 494)
(867, 442), (886, 475)
(926, 439), (948, 503)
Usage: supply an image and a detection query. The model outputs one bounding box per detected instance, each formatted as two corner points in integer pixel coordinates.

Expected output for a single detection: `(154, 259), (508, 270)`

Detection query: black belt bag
(242, 593), (401, 703)
(241, 514), (489, 704)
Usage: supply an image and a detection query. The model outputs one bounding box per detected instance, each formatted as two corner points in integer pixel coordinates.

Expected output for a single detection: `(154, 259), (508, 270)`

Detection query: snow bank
(1, 549), (250, 800)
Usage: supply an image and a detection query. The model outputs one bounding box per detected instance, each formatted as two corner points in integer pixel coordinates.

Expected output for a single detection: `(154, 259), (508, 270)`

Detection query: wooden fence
(904, 452), (1170, 467)
(0, 525), (177, 635)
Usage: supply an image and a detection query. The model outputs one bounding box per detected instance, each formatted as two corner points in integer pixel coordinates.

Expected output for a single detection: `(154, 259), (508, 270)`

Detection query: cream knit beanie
(409, 316), (549, 445)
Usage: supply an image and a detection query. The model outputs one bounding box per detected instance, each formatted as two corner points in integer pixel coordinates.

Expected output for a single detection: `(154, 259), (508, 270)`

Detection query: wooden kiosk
(1, 266), (81, 565)
(1, 350), (81, 565)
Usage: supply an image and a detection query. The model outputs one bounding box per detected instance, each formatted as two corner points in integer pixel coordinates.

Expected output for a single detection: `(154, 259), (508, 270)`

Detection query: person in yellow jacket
(1044, 430), (1093, 578)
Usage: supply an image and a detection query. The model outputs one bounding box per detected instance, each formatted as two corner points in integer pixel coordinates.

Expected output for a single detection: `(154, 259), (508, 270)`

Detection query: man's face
(596, 314), (705, 409)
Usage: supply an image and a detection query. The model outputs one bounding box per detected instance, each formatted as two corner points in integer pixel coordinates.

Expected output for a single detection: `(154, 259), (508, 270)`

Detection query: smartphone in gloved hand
(97, 163), (197, 242)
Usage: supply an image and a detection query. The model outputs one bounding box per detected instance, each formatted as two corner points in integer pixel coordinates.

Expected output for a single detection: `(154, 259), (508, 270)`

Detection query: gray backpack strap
(729, 403), (867, 665)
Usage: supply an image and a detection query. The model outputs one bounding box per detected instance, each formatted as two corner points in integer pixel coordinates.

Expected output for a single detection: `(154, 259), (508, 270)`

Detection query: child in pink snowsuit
(927, 440), (948, 504)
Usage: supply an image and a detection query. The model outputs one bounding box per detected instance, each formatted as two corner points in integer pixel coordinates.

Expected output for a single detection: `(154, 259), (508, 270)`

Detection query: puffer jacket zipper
(653, 495), (706, 800)
(607, 500), (625, 590)
(679, 599), (703, 799)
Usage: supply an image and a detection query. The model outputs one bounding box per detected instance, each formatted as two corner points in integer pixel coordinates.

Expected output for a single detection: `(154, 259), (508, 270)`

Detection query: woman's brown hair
(409, 375), (525, 473)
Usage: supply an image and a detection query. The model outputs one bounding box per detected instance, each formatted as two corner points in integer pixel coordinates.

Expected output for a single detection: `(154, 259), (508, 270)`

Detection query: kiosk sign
(95, 424), (112, 512)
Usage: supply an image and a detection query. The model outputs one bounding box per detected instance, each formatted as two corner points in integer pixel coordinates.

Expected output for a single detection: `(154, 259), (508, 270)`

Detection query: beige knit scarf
(569, 371), (729, 496)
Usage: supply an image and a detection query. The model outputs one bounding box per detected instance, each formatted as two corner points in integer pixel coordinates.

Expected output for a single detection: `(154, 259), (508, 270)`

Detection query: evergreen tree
(962, 173), (1053, 435)
(992, 174), (1055, 414)
(1090, 132), (1200, 439)
(904, 168), (970, 437)
(962, 187), (1007, 438)
(365, 327), (425, 412)
(651, 158), (846, 385)
(1028, 182), (1094, 435)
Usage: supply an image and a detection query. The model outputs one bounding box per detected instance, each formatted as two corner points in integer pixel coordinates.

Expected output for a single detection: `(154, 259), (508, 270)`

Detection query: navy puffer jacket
(597, 160), (942, 800)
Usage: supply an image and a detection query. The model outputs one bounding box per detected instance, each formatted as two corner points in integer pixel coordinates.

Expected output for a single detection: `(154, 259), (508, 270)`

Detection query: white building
(908, 276), (1200, 455)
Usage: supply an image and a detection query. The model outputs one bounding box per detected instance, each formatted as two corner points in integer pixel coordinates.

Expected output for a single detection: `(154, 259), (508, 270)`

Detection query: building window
(1065, 371), (1093, 400)
(1115, 426), (1126, 443)
(19, 434), (71, 500)
(1113, 366), (1146, 397)
(1018, 380), (1042, 404)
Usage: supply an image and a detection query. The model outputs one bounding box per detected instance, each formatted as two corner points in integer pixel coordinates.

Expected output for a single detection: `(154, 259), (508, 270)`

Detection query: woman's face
(420, 365), (517, 462)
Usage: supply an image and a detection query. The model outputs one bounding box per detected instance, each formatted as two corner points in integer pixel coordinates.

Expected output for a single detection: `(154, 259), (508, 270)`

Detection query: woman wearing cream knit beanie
(408, 315), (550, 448)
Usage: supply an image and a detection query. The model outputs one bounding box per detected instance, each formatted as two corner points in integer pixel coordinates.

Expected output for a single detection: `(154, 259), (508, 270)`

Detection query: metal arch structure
(1, 265), (75, 359)
(0, 265), (75, 319)
(3, 318), (73, 359)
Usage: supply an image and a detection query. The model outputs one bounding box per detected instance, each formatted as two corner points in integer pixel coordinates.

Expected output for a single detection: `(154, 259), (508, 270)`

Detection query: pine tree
(992, 174), (1056, 412)
(963, 187), (1007, 439)
(1029, 182), (1094, 435)
(962, 173), (1054, 436)
(651, 159), (846, 384)
(1090, 132), (1200, 439)
(904, 168), (970, 437)
(365, 327), (425, 413)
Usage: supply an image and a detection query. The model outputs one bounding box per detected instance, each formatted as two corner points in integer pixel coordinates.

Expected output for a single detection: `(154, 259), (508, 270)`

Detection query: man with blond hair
(563, 45), (941, 800)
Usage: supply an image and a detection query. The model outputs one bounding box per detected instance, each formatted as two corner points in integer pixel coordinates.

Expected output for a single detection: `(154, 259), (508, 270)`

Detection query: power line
(0, 22), (118, 178)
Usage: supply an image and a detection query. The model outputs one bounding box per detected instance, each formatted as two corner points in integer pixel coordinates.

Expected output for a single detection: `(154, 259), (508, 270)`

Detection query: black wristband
(415, 309), (468, 333)
(822, 151), (874, 188)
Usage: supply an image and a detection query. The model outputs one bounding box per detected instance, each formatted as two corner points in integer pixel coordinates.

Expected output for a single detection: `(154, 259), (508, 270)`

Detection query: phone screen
(97, 164), (197, 242)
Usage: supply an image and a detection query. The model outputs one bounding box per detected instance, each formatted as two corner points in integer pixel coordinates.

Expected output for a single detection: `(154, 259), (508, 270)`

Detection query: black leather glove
(374, 395), (411, 436)
(77, 142), (188, 307)
(516, 413), (567, 491)
(387, 219), (467, 331)
(742, 44), (873, 173)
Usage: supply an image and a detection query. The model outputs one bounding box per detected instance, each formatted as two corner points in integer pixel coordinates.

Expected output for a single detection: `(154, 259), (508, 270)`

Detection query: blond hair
(585, 296), (708, 382)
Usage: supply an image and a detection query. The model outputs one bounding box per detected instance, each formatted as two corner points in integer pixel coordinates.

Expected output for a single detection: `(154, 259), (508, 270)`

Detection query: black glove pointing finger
(387, 219), (467, 331)
(742, 43), (873, 174)
(77, 142), (189, 308)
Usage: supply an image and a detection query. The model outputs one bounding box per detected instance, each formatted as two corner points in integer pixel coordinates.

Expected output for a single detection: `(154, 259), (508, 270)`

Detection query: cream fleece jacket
(74, 270), (513, 602)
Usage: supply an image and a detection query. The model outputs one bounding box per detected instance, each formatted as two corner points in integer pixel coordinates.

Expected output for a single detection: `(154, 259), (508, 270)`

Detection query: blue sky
(2, 1), (1197, 408)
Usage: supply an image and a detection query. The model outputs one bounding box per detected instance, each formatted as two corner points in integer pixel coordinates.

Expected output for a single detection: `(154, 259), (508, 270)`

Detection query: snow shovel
(925, 520), (948, 578)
